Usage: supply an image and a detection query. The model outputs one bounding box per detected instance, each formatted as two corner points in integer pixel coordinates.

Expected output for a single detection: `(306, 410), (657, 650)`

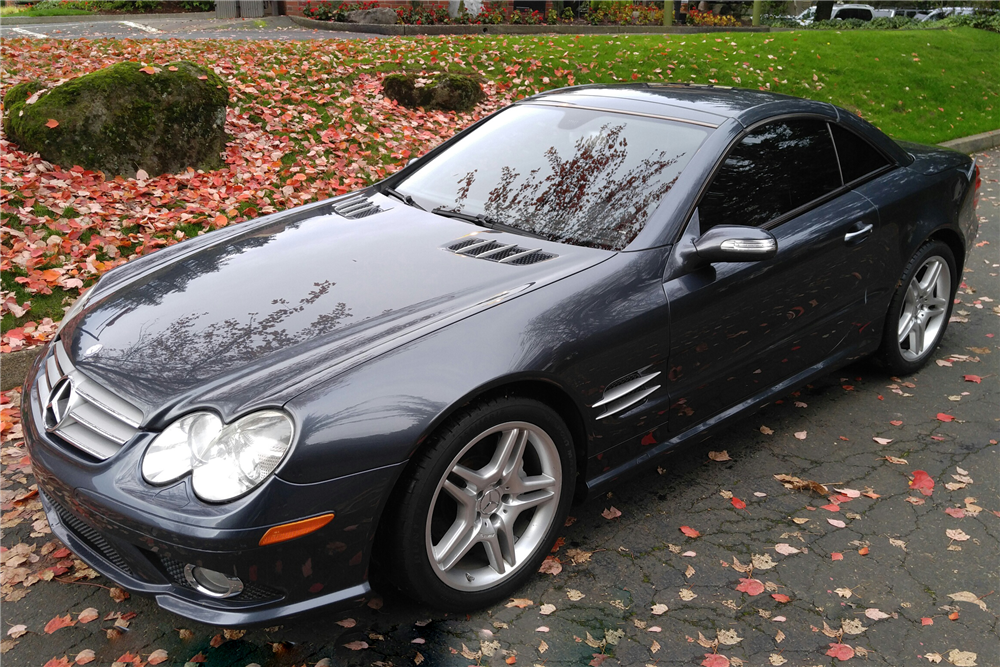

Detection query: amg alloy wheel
(381, 397), (574, 610)
(877, 240), (957, 374)
(426, 421), (561, 591)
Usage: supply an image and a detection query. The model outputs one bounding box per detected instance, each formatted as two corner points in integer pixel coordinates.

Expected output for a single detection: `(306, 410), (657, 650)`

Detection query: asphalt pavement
(0, 15), (377, 41)
(1, 147), (997, 666)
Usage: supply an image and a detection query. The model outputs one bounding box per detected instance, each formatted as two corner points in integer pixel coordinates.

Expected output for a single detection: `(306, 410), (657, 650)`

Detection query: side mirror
(693, 225), (777, 263)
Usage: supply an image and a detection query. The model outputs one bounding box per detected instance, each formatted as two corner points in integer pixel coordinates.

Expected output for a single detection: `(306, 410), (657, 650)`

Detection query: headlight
(142, 410), (294, 503)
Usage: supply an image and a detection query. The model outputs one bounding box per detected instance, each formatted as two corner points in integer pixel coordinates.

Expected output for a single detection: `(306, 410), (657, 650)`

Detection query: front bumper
(23, 349), (406, 626)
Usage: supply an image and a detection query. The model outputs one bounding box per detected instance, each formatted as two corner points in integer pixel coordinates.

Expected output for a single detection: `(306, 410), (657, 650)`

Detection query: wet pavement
(0, 15), (376, 41)
(1, 149), (997, 667)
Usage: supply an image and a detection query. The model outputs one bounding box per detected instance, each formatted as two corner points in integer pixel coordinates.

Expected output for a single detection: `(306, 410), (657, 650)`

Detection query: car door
(662, 117), (882, 436)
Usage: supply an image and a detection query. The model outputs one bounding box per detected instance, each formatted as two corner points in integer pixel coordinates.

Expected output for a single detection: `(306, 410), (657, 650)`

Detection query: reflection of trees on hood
(94, 281), (352, 395)
(459, 123), (682, 251)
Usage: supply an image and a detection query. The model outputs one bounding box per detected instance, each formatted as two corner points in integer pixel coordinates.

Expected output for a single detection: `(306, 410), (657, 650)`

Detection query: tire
(876, 240), (957, 375)
(380, 396), (575, 611)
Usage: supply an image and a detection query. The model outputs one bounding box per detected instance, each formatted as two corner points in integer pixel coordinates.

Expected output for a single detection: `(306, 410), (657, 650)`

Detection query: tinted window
(699, 119), (841, 231)
(397, 105), (708, 251)
(830, 124), (890, 183)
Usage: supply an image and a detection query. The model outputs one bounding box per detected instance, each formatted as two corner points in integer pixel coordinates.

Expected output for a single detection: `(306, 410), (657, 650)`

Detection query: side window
(830, 124), (890, 184)
(699, 119), (842, 232)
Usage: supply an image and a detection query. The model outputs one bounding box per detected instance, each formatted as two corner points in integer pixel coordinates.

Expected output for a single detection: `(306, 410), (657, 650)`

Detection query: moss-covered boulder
(2, 61), (228, 178)
(382, 73), (484, 113)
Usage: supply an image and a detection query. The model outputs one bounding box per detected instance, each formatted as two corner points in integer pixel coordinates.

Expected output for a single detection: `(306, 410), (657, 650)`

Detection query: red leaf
(52, 548), (71, 558)
(680, 525), (701, 538)
(945, 507), (966, 518)
(736, 578), (764, 595)
(771, 593), (791, 603)
(921, 617), (934, 625)
(45, 119), (59, 129)
(963, 374), (982, 383)
(43, 658), (72, 667)
(936, 413), (955, 422)
(601, 506), (621, 520)
(909, 470), (935, 496)
(44, 614), (76, 634)
(820, 503), (840, 512)
(858, 546), (869, 556)
(831, 552), (844, 561)
(731, 497), (746, 510)
(890, 420), (903, 426)
(701, 655), (731, 667)
(826, 643), (855, 660)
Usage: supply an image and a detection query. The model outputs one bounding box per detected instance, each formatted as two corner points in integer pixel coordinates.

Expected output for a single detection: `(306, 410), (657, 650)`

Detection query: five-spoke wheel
(878, 240), (957, 374)
(380, 397), (574, 610)
(427, 422), (561, 591)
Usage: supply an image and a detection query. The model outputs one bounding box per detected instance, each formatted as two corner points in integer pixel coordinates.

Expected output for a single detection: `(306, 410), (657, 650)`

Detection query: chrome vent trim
(592, 368), (661, 420)
(445, 239), (557, 265)
(36, 340), (143, 460)
(332, 193), (387, 219)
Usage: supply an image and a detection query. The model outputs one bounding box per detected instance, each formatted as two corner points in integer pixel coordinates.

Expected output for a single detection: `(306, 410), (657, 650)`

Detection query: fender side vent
(445, 239), (557, 265)
(592, 367), (661, 420)
(332, 193), (386, 219)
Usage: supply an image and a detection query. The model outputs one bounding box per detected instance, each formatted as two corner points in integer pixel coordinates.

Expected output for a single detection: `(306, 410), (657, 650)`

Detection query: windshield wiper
(430, 207), (546, 240)
(382, 186), (424, 210)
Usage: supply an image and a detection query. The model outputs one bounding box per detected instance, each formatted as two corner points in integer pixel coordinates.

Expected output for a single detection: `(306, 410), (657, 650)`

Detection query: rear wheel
(876, 240), (956, 374)
(381, 397), (574, 611)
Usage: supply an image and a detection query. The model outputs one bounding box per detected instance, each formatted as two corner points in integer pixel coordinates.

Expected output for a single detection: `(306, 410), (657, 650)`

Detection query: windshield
(396, 104), (708, 250)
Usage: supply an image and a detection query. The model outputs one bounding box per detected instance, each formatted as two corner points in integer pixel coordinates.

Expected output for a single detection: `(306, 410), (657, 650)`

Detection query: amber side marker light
(259, 513), (335, 546)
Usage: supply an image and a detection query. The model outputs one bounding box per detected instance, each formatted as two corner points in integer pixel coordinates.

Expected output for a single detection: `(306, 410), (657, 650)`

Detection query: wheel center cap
(480, 489), (502, 515)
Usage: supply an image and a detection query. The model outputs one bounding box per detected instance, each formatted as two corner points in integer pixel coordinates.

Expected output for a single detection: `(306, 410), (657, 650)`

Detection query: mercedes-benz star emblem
(45, 377), (81, 432)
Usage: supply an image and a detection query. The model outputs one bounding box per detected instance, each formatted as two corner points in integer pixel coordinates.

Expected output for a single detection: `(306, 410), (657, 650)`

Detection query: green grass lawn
(0, 5), (92, 16)
(361, 28), (997, 144)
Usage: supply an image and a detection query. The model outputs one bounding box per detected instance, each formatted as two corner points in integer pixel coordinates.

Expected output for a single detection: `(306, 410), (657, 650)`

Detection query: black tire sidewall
(387, 397), (575, 611)
(878, 240), (957, 375)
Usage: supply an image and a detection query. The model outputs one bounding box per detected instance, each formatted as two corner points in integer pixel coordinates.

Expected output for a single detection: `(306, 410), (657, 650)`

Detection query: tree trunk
(814, 1), (834, 21)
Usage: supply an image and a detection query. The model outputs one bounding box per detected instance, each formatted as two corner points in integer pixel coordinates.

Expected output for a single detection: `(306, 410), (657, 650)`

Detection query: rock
(382, 73), (484, 113)
(345, 7), (397, 24)
(2, 61), (228, 178)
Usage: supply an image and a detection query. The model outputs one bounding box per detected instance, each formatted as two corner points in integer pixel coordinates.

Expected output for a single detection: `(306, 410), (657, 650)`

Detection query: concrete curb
(289, 15), (770, 35)
(1, 349), (38, 392)
(939, 129), (1000, 155)
(1, 129), (995, 390)
(3, 11), (214, 25)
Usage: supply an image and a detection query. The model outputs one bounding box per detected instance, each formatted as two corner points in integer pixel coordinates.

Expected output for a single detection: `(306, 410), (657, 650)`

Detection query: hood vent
(446, 238), (557, 265)
(332, 193), (386, 219)
(592, 367), (661, 420)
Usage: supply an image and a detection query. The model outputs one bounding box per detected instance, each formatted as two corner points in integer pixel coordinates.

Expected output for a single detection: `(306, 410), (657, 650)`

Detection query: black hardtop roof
(531, 83), (835, 124)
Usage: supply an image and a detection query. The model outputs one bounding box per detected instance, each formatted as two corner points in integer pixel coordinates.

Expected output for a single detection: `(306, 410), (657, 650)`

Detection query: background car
(795, 3), (877, 23)
(23, 83), (980, 625)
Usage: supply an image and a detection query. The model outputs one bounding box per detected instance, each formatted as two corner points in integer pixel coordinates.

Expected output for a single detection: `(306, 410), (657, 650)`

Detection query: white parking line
(118, 20), (161, 34)
(11, 27), (49, 38)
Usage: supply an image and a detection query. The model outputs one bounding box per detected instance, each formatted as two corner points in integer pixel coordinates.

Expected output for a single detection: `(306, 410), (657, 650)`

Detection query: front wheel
(380, 397), (575, 611)
(876, 240), (957, 374)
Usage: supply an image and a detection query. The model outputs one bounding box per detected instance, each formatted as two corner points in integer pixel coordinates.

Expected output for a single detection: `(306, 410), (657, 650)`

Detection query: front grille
(45, 491), (132, 575)
(445, 238), (557, 265)
(157, 554), (283, 603)
(332, 193), (385, 219)
(36, 339), (143, 460)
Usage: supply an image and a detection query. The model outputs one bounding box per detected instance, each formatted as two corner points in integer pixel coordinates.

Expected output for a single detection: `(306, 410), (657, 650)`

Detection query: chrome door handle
(844, 223), (874, 243)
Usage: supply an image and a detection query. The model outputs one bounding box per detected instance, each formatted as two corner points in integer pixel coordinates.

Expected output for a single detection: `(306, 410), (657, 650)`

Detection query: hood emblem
(45, 377), (82, 432)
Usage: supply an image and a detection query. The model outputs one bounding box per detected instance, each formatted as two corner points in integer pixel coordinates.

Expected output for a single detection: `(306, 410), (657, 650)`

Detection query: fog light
(183, 564), (244, 598)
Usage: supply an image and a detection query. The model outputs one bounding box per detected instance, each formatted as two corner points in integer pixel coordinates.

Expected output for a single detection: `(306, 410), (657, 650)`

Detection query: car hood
(66, 195), (610, 423)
